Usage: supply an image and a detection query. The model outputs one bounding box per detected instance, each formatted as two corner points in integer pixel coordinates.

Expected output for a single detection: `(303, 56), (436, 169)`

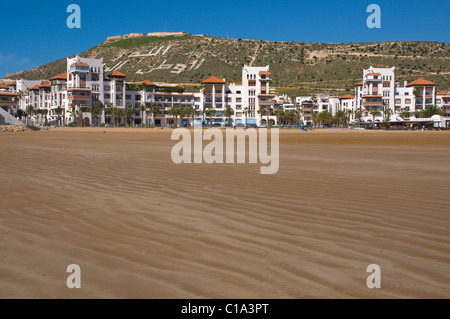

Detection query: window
(248, 80), (256, 87)
(395, 99), (401, 104)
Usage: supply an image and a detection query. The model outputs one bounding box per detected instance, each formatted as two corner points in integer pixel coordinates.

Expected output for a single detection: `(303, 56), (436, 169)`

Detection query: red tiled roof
(437, 91), (449, 95)
(202, 76), (226, 84)
(340, 95), (355, 99)
(259, 71), (272, 75)
(30, 85), (40, 90)
(70, 62), (90, 67)
(406, 78), (436, 87)
(109, 71), (127, 78)
(258, 94), (276, 97)
(0, 83), (9, 89)
(355, 81), (364, 86)
(366, 73), (381, 76)
(8, 81), (17, 86)
(139, 80), (156, 86)
(50, 73), (67, 81)
(39, 82), (51, 88)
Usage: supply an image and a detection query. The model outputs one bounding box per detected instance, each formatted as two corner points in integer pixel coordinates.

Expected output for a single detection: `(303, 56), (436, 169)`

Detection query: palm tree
(139, 104), (147, 127)
(94, 101), (105, 126)
(55, 106), (63, 126)
(400, 108), (410, 120)
(113, 107), (124, 127)
(266, 107), (273, 128)
(186, 106), (196, 128)
(225, 106), (234, 127)
(148, 103), (160, 127)
(294, 108), (301, 128)
(169, 105), (180, 127)
(243, 107), (250, 128)
(205, 107), (215, 128)
(26, 105), (35, 125)
(413, 86), (421, 98)
(417, 105), (446, 118)
(68, 105), (78, 124)
(383, 107), (393, 122)
(345, 109), (353, 126)
(354, 108), (363, 125)
(15, 109), (25, 122)
(257, 108), (267, 127)
(125, 105), (135, 127)
(370, 107), (380, 122)
(91, 103), (101, 126)
(179, 106), (187, 127)
(105, 103), (114, 125)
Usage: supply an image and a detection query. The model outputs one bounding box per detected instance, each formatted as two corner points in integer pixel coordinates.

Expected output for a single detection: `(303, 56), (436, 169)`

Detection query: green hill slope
(6, 34), (450, 98)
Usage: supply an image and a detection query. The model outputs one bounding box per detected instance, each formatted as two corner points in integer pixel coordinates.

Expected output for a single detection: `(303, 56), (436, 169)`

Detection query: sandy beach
(0, 128), (449, 299)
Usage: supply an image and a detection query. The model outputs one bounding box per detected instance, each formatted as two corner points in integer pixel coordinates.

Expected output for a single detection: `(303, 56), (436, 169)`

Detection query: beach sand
(0, 128), (449, 298)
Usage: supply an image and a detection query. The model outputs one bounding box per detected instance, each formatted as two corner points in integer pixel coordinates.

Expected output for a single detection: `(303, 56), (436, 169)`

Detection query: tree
(26, 105), (35, 125)
(111, 107), (124, 127)
(93, 101), (105, 126)
(148, 104), (160, 127)
(55, 106), (64, 126)
(370, 107), (380, 122)
(205, 107), (215, 128)
(91, 103), (101, 126)
(294, 108), (302, 128)
(225, 106), (234, 127)
(139, 104), (147, 127)
(15, 109), (25, 122)
(243, 107), (250, 128)
(68, 105), (78, 124)
(186, 106), (196, 127)
(105, 103), (114, 125)
(273, 109), (281, 127)
(317, 111), (332, 127)
(125, 105), (135, 127)
(354, 108), (363, 124)
(169, 105), (181, 127)
(413, 86), (421, 98)
(257, 108), (267, 127)
(383, 107), (393, 122)
(400, 108), (410, 119)
(266, 107), (273, 128)
(179, 106), (187, 127)
(417, 105), (446, 118)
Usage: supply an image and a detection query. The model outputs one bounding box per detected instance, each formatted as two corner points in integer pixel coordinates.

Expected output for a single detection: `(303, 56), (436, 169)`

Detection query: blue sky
(0, 0), (448, 79)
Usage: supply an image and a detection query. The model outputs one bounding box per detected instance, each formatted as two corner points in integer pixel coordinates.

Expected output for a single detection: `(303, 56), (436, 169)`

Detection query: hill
(5, 34), (450, 98)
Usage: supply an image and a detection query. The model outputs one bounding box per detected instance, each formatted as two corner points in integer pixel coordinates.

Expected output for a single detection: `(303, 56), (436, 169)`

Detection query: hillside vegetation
(6, 34), (450, 98)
